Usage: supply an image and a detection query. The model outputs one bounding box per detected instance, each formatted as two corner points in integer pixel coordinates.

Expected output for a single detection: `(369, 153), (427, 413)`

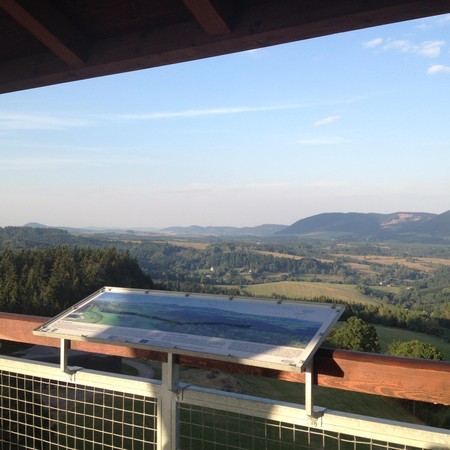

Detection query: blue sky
(1, 14), (450, 228)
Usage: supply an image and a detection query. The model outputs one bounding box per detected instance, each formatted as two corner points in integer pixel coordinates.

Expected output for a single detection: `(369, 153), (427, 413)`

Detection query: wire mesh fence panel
(0, 370), (157, 450)
(177, 403), (430, 450)
(0, 357), (447, 450)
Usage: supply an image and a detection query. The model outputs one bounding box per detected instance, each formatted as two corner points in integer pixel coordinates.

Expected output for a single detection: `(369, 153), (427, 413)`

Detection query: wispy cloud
(362, 37), (445, 58)
(384, 39), (444, 57)
(296, 136), (349, 146)
(428, 64), (450, 74)
(1, 140), (109, 153)
(0, 144), (116, 170)
(0, 97), (367, 134)
(115, 104), (304, 120)
(314, 115), (340, 126)
(416, 40), (445, 57)
(0, 156), (93, 169)
(240, 48), (265, 58)
(416, 14), (450, 30)
(363, 38), (383, 48)
(364, 38), (445, 58)
(0, 113), (89, 131)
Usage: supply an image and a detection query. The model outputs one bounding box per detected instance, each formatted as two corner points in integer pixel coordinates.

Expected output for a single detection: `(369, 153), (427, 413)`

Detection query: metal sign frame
(33, 286), (344, 373)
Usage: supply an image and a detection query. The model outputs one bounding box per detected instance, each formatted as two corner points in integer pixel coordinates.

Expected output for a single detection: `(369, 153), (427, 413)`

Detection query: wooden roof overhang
(1, 0), (450, 94)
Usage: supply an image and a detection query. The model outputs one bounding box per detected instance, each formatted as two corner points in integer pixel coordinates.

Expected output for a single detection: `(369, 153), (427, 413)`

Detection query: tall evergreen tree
(0, 247), (153, 316)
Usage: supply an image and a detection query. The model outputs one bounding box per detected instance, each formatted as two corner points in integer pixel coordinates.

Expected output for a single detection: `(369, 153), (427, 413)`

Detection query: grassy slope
(376, 325), (450, 360)
(179, 367), (423, 425)
(240, 375), (422, 423)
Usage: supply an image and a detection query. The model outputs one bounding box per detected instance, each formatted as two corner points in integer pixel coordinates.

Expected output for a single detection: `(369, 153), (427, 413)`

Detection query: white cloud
(363, 38), (383, 48)
(0, 113), (89, 130)
(314, 115), (340, 126)
(382, 39), (445, 58)
(296, 136), (349, 146)
(103, 97), (366, 122)
(417, 40), (445, 57)
(383, 39), (414, 53)
(116, 104), (302, 120)
(240, 48), (264, 58)
(418, 14), (450, 29)
(428, 64), (450, 74)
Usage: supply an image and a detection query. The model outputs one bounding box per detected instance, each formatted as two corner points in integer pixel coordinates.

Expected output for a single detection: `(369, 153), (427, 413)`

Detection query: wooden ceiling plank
(2, 0), (450, 93)
(0, 0), (87, 67)
(182, 0), (231, 35)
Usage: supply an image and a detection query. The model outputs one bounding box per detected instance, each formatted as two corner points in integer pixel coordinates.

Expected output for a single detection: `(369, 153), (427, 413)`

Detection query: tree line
(0, 246), (152, 316)
(324, 315), (447, 428)
(0, 233), (447, 427)
(0, 226), (105, 249)
(133, 241), (352, 282)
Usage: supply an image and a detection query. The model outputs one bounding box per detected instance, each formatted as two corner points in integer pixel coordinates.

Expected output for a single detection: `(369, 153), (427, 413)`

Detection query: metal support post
(305, 360), (324, 426)
(60, 338), (81, 376)
(158, 353), (179, 450)
(60, 338), (73, 374)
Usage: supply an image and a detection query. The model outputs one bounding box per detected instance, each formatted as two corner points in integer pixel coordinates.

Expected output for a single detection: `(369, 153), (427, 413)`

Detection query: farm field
(333, 253), (450, 273)
(243, 281), (379, 304)
(253, 250), (303, 260)
(166, 241), (209, 250)
(346, 261), (379, 275)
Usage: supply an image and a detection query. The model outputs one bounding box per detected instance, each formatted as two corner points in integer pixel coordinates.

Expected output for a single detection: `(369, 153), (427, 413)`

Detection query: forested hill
(0, 226), (105, 249)
(162, 224), (287, 236)
(277, 211), (450, 240)
(16, 211), (450, 242)
(0, 247), (153, 316)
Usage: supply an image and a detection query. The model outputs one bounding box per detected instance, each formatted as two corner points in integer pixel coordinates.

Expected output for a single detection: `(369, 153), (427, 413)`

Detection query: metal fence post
(305, 360), (324, 426)
(158, 353), (179, 450)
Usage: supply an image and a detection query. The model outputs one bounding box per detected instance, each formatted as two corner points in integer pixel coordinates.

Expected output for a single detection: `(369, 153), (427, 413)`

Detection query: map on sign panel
(33, 287), (344, 372)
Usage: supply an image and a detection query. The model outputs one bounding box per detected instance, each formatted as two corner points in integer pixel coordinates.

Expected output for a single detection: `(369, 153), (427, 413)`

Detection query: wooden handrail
(1, 312), (449, 405)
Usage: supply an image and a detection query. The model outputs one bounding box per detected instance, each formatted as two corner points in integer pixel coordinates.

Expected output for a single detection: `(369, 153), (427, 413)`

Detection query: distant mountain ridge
(24, 222), (49, 228)
(277, 211), (450, 239)
(22, 222), (287, 238)
(161, 224), (287, 236)
(22, 210), (450, 241)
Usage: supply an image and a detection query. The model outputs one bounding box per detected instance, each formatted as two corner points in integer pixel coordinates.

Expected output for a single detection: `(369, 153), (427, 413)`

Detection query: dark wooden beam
(182, 0), (232, 35)
(0, 0), (88, 68)
(1, 0), (450, 93)
(1, 313), (449, 405)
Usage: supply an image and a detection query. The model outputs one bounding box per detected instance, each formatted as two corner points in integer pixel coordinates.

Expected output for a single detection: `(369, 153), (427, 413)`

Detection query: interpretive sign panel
(34, 287), (344, 372)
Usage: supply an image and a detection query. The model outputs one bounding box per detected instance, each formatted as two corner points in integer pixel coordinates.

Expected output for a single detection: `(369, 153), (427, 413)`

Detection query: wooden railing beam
(1, 312), (449, 405)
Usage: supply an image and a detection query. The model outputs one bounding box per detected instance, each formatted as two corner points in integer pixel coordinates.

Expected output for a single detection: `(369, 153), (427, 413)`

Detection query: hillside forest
(1, 226), (449, 343)
(1, 225), (449, 427)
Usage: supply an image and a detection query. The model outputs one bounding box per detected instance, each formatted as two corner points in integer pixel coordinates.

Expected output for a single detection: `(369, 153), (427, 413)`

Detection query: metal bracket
(166, 353), (180, 392)
(305, 361), (324, 425)
(159, 352), (180, 449)
(60, 338), (81, 376)
(176, 383), (191, 402)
